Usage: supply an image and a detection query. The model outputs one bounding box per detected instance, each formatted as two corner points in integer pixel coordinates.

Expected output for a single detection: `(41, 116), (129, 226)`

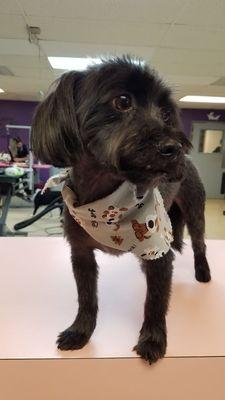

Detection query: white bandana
(43, 171), (173, 260)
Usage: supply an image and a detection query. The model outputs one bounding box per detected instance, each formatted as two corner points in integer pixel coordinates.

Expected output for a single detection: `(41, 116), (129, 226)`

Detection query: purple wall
(0, 100), (49, 182)
(180, 109), (225, 137)
(0, 100), (38, 151)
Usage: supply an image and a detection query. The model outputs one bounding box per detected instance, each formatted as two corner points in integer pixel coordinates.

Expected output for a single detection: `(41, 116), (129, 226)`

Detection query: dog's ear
(31, 71), (85, 167)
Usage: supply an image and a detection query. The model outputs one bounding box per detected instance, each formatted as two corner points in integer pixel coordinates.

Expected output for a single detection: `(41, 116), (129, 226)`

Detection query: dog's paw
(195, 267), (211, 283)
(133, 328), (167, 364)
(195, 256), (211, 283)
(57, 329), (90, 351)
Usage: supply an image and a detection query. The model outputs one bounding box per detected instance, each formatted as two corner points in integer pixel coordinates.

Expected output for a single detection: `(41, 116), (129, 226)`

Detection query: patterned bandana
(43, 171), (173, 260)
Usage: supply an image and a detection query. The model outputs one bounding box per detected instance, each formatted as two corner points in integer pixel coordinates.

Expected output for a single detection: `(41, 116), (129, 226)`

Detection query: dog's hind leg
(185, 204), (211, 282)
(176, 164), (211, 283)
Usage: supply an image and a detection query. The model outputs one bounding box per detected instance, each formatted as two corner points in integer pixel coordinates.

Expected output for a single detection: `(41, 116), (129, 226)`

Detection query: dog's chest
(158, 181), (181, 210)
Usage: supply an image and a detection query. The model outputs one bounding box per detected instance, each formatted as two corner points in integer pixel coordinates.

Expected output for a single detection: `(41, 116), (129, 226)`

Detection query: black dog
(31, 56), (211, 364)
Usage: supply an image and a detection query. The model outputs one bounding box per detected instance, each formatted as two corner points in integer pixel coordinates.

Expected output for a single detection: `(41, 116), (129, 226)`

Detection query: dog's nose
(158, 140), (182, 158)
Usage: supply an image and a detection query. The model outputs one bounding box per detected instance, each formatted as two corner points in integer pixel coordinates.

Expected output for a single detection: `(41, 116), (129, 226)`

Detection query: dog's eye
(112, 95), (132, 112)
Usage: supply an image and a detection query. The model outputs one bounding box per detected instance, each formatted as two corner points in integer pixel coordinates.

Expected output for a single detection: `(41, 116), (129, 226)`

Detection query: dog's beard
(119, 157), (185, 196)
(87, 129), (187, 190)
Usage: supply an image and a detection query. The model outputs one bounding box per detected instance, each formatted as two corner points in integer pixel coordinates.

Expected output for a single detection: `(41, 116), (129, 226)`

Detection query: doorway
(190, 121), (225, 199)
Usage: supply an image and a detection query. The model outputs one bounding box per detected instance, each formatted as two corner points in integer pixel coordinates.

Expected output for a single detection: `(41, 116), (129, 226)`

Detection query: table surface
(0, 175), (22, 183)
(0, 237), (225, 360)
(0, 162), (51, 169)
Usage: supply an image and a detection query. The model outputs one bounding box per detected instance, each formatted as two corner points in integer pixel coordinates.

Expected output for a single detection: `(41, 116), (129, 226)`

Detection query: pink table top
(0, 238), (224, 360)
(0, 162), (51, 169)
(33, 164), (52, 169)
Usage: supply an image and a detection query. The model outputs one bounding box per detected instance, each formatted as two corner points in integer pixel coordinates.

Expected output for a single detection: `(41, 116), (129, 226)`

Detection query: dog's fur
(31, 56), (211, 364)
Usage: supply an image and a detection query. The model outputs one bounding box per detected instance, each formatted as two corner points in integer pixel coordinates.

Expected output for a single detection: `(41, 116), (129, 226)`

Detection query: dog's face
(31, 56), (191, 185)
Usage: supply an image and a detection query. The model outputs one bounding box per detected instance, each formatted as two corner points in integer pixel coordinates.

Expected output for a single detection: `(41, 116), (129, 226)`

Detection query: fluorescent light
(48, 56), (145, 71)
(0, 88), (4, 93)
(48, 57), (102, 70)
(180, 95), (225, 103)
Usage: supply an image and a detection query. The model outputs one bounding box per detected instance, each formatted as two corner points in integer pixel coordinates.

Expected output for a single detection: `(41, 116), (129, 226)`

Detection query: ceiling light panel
(180, 95), (225, 103)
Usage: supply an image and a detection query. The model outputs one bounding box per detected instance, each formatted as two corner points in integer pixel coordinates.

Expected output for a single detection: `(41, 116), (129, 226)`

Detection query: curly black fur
(31, 56), (211, 364)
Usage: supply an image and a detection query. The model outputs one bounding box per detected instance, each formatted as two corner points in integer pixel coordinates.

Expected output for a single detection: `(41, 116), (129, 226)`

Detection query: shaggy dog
(31, 57), (211, 364)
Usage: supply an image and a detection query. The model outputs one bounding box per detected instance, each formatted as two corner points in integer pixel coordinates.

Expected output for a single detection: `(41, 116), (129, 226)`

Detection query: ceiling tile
(153, 58), (225, 79)
(20, 0), (185, 23)
(9, 66), (54, 80)
(177, 0), (225, 28)
(0, 39), (41, 57)
(0, 15), (27, 39)
(0, 75), (53, 93)
(165, 75), (217, 87)
(0, 55), (50, 69)
(162, 24), (225, 51)
(177, 83), (225, 98)
(41, 40), (155, 60)
(0, 0), (21, 15)
(153, 48), (225, 67)
(28, 16), (168, 46)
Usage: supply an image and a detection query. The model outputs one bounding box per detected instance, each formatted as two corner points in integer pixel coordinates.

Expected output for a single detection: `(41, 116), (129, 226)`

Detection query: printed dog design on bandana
(131, 219), (151, 242)
(110, 235), (124, 246)
(141, 246), (165, 259)
(87, 208), (98, 228)
(132, 214), (160, 242)
(102, 205), (128, 231)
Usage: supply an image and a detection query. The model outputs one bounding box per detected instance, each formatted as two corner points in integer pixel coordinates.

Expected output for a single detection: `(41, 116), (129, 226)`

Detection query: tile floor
(3, 199), (225, 239)
(5, 206), (63, 236)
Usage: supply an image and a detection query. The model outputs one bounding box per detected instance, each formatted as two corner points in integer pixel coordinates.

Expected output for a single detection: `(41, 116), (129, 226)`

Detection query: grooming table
(0, 174), (29, 236)
(0, 238), (225, 399)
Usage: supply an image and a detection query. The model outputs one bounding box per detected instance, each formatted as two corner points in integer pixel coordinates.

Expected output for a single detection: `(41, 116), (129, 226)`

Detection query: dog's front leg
(134, 250), (174, 364)
(57, 248), (98, 351)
